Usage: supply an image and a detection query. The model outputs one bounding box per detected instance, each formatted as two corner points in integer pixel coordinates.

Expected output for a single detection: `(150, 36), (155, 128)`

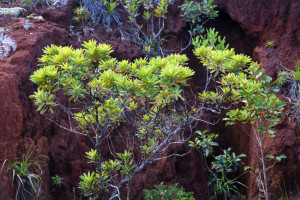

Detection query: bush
(30, 29), (287, 199)
(194, 29), (286, 200)
(30, 40), (198, 199)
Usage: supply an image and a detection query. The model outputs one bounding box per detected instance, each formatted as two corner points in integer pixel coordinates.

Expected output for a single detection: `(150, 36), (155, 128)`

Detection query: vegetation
(52, 174), (64, 188)
(73, 6), (90, 25)
(0, 0), (294, 199)
(143, 182), (195, 200)
(30, 40), (201, 199)
(29, 25), (290, 199)
(277, 59), (300, 126)
(194, 29), (286, 200)
(79, 0), (120, 28)
(190, 130), (247, 199)
(76, 0), (217, 57)
(0, 7), (26, 17)
(265, 40), (276, 48)
(180, 0), (218, 37)
(1, 146), (48, 200)
(0, 33), (17, 59)
(23, 19), (35, 30)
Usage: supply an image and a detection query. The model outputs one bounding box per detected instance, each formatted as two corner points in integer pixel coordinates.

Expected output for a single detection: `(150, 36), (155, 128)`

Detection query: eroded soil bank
(0, 0), (299, 199)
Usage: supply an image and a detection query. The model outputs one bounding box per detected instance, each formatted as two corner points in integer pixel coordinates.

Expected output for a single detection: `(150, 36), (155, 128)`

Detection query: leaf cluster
(143, 182), (195, 200)
(180, 0), (218, 36)
(30, 40), (194, 134)
(79, 149), (134, 198)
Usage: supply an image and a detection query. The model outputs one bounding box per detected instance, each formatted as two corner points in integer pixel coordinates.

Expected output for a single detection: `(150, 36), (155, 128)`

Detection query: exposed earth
(0, 0), (299, 199)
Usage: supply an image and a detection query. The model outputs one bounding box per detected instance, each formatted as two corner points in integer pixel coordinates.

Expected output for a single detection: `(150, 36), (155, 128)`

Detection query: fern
(0, 7), (26, 17)
(43, 0), (68, 9)
(23, 19), (35, 30)
(0, 34), (17, 59)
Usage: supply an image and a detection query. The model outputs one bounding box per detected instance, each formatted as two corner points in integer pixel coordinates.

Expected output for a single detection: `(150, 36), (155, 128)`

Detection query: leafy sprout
(265, 40), (276, 48)
(52, 175), (64, 188)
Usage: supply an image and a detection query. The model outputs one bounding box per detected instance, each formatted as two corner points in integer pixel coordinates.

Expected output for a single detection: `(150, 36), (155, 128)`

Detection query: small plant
(103, 0), (120, 27)
(52, 175), (64, 188)
(80, 0), (120, 27)
(1, 145), (48, 200)
(143, 182), (195, 200)
(277, 59), (300, 126)
(189, 131), (247, 199)
(0, 33), (17, 59)
(265, 40), (276, 48)
(73, 6), (90, 24)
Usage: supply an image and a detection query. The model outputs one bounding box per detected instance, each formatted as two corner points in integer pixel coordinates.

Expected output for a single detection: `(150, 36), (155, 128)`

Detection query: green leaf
(265, 154), (275, 159)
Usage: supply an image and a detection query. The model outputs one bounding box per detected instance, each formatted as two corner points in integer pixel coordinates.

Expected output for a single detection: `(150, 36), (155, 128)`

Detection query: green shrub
(30, 40), (197, 199)
(194, 28), (286, 200)
(180, 0), (218, 37)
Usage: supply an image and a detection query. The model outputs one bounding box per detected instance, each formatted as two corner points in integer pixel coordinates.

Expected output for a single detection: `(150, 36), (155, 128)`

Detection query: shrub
(80, 0), (217, 57)
(73, 6), (90, 24)
(194, 29), (286, 200)
(43, 0), (68, 9)
(19, 0), (41, 11)
(30, 29), (287, 199)
(180, 0), (218, 37)
(30, 40), (200, 199)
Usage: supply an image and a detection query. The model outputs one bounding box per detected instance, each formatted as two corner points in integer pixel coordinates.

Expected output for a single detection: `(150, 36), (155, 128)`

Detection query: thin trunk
(260, 144), (269, 200)
(97, 148), (105, 191)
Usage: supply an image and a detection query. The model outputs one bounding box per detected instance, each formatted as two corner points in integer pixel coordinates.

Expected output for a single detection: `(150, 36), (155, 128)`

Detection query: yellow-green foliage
(30, 40), (194, 133)
(194, 29), (286, 200)
(194, 29), (285, 127)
